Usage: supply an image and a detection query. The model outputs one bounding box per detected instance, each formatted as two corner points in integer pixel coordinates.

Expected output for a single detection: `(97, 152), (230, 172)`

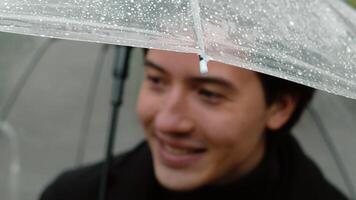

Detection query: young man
(40, 49), (347, 200)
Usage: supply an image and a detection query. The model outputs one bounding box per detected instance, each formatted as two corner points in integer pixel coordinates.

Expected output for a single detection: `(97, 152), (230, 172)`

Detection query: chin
(151, 150), (212, 192)
(154, 164), (205, 191)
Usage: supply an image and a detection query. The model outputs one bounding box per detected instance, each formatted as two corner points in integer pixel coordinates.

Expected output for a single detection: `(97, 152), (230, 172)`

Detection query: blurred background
(347, 0), (356, 8)
(0, 1), (356, 200)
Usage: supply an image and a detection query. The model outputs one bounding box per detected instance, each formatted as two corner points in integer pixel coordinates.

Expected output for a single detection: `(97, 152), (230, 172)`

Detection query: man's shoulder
(290, 154), (348, 200)
(276, 133), (348, 200)
(40, 141), (148, 200)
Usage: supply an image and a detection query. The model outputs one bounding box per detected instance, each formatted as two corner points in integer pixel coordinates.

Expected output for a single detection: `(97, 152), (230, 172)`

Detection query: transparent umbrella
(0, 32), (356, 200)
(0, 0), (356, 98)
(0, 0), (356, 200)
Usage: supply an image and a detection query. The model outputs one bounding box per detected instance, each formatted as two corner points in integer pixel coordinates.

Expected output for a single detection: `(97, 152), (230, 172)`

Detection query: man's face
(136, 49), (277, 191)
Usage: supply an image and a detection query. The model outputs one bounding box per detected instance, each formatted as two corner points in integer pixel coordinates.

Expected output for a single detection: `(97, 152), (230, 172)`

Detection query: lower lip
(157, 140), (206, 168)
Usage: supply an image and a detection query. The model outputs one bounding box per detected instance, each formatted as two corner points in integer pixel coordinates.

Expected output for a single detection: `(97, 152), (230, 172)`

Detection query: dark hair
(142, 48), (315, 133)
(257, 73), (315, 133)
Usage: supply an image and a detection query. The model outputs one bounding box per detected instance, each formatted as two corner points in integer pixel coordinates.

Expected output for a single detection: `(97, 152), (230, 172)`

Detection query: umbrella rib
(190, 0), (209, 74)
(308, 106), (356, 199)
(0, 13), (195, 39)
(98, 46), (131, 200)
(0, 122), (20, 200)
(190, 0), (205, 54)
(75, 44), (109, 166)
(327, 0), (356, 34)
(0, 38), (55, 121)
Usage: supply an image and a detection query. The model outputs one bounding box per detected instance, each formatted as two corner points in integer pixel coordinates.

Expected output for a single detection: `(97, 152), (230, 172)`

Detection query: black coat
(40, 133), (348, 200)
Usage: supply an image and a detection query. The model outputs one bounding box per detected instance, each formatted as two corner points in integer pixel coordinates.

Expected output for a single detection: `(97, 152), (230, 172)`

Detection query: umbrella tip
(199, 55), (209, 75)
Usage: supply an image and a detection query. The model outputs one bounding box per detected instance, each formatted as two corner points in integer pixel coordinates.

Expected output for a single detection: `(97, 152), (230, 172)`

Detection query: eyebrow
(144, 60), (166, 74)
(189, 77), (237, 92)
(144, 59), (237, 92)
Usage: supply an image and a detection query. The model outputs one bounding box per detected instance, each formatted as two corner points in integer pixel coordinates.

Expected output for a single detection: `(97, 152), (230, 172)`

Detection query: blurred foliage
(346, 0), (356, 8)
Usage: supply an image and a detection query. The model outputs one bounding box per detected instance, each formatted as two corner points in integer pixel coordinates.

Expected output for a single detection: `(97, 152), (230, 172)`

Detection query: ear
(266, 95), (297, 131)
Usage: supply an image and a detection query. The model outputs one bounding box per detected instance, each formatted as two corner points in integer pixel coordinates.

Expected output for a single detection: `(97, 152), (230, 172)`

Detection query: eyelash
(146, 75), (162, 85)
(145, 75), (224, 103)
(198, 88), (223, 103)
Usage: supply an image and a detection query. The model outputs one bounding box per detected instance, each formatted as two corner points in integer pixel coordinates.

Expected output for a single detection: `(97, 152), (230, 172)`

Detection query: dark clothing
(40, 133), (348, 200)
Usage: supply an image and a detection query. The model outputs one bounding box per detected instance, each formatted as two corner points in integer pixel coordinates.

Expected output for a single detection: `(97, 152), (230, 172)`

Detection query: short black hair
(257, 73), (315, 133)
(142, 48), (315, 133)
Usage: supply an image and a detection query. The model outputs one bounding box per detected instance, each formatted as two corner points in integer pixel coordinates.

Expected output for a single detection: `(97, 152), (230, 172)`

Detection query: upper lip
(154, 131), (207, 151)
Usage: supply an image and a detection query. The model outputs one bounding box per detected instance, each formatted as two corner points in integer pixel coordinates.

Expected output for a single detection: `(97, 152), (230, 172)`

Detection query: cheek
(136, 88), (159, 129)
(198, 110), (267, 175)
(200, 114), (247, 148)
(193, 100), (267, 149)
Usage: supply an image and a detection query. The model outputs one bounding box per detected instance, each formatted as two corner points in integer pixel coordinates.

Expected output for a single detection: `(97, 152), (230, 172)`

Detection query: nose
(154, 89), (194, 137)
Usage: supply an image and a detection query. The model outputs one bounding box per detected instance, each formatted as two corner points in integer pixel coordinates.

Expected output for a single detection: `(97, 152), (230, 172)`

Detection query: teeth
(164, 144), (192, 155)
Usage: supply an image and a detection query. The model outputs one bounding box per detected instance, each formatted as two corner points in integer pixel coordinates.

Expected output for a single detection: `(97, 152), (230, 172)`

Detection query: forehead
(146, 49), (260, 85)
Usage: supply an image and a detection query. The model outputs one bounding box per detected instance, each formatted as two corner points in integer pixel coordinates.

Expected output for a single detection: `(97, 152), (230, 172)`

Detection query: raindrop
(346, 47), (351, 53)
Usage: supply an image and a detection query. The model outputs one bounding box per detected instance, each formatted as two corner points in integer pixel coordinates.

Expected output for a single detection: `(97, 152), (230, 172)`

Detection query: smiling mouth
(156, 137), (208, 168)
(163, 143), (207, 155)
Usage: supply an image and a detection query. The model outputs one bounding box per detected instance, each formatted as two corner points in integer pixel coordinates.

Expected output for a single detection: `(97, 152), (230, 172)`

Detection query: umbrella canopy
(0, 0), (356, 99)
(0, 32), (355, 200)
(1, 1), (356, 200)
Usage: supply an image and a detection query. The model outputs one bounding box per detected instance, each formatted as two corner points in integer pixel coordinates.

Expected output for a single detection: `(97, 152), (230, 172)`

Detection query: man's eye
(198, 89), (223, 102)
(146, 75), (162, 85)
